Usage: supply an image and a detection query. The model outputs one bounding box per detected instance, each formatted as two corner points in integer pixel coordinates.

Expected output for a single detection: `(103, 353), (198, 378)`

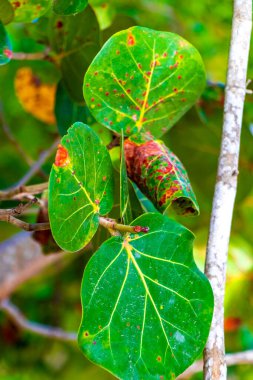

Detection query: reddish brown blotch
(54, 144), (70, 167)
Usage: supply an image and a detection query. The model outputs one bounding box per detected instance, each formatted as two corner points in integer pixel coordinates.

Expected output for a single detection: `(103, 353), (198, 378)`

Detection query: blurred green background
(0, 0), (253, 379)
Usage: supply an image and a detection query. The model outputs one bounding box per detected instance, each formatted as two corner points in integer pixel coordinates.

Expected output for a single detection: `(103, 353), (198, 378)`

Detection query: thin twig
(0, 182), (48, 200)
(179, 350), (253, 379)
(11, 49), (51, 61)
(204, 1), (252, 379)
(0, 214), (50, 231)
(0, 299), (76, 342)
(99, 216), (149, 234)
(0, 198), (38, 216)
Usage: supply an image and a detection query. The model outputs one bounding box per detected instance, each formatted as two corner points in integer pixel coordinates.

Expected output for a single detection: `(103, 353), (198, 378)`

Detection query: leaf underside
(78, 213), (214, 380)
(83, 26), (206, 138)
(124, 135), (199, 216)
(48, 122), (114, 252)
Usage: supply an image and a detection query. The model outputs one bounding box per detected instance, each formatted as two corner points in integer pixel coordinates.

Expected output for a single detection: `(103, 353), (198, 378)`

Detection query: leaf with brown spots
(9, 0), (51, 22)
(124, 134), (199, 216)
(83, 26), (206, 138)
(48, 122), (114, 252)
(78, 213), (213, 379)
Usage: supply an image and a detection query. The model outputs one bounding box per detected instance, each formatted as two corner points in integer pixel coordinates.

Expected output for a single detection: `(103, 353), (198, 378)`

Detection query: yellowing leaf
(14, 67), (56, 125)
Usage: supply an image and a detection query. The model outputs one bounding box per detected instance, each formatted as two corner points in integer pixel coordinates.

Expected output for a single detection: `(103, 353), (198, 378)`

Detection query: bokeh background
(0, 1), (253, 379)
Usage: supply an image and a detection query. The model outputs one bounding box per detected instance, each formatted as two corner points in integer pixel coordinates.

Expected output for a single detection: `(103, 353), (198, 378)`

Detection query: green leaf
(0, 22), (12, 66)
(83, 26), (206, 138)
(53, 0), (88, 15)
(120, 130), (132, 224)
(131, 181), (158, 214)
(0, 0), (14, 25)
(9, 0), (51, 22)
(48, 122), (114, 252)
(124, 134), (199, 216)
(78, 212), (213, 379)
(49, 6), (100, 103)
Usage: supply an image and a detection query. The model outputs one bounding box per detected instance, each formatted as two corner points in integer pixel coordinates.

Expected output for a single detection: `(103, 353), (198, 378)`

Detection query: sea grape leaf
(78, 212), (214, 379)
(49, 6), (100, 103)
(9, 0), (51, 22)
(83, 26), (206, 138)
(0, 22), (12, 65)
(124, 134), (199, 216)
(53, 0), (88, 15)
(0, 0), (14, 25)
(48, 122), (114, 252)
(120, 130), (132, 224)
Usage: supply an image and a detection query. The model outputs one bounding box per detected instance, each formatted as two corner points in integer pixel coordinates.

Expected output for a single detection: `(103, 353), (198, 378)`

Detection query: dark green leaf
(53, 0), (88, 15)
(49, 6), (100, 103)
(83, 26), (206, 137)
(0, 0), (14, 25)
(120, 129), (132, 224)
(55, 81), (95, 136)
(9, 0), (51, 22)
(48, 122), (114, 252)
(0, 22), (12, 66)
(78, 212), (213, 379)
(125, 134), (199, 216)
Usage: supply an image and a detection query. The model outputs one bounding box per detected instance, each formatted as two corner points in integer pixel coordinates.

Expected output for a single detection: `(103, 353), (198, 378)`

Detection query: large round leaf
(83, 26), (206, 137)
(78, 213), (214, 379)
(48, 122), (114, 252)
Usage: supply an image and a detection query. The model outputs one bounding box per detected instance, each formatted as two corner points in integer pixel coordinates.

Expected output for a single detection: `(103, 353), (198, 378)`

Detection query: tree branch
(179, 350), (253, 379)
(0, 182), (48, 200)
(0, 299), (77, 342)
(204, 1), (252, 379)
(0, 214), (50, 231)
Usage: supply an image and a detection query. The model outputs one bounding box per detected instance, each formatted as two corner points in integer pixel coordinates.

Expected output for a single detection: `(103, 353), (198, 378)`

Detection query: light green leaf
(0, 0), (14, 25)
(83, 26), (206, 137)
(48, 122), (114, 252)
(9, 0), (51, 22)
(120, 129), (132, 224)
(0, 22), (12, 66)
(78, 213), (214, 379)
(53, 0), (88, 15)
(49, 6), (100, 103)
(131, 181), (158, 214)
